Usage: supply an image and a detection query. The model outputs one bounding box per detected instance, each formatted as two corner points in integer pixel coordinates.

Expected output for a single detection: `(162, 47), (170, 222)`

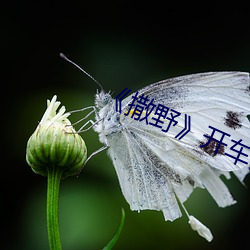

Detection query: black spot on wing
(199, 136), (225, 156)
(224, 111), (243, 130)
(186, 177), (195, 186)
(246, 84), (250, 95)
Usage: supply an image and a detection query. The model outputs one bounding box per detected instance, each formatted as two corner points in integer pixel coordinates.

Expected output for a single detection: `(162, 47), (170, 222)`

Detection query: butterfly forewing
(120, 72), (250, 172)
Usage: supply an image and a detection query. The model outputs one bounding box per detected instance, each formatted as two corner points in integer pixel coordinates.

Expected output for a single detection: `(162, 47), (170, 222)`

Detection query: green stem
(47, 165), (63, 250)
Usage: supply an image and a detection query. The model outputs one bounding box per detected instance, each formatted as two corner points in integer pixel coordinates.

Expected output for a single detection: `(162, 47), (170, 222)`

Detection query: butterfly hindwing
(107, 127), (182, 221)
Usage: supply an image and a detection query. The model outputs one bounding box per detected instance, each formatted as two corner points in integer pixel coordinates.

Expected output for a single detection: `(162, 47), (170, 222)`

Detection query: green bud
(26, 95), (87, 178)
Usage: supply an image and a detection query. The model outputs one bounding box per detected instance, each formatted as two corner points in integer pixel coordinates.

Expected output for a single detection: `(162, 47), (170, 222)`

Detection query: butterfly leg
(77, 118), (104, 133)
(70, 106), (96, 126)
(85, 145), (108, 165)
(70, 105), (96, 114)
(77, 145), (108, 176)
(68, 106), (102, 132)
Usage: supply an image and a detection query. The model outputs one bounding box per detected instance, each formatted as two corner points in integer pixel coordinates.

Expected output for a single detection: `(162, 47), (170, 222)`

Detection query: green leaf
(102, 208), (125, 250)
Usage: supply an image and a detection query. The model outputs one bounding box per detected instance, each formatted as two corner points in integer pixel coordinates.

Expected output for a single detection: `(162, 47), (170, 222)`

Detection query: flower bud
(26, 95), (87, 178)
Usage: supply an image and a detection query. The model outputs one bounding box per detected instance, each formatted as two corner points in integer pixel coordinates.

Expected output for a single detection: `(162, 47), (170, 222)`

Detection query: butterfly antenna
(60, 53), (104, 91)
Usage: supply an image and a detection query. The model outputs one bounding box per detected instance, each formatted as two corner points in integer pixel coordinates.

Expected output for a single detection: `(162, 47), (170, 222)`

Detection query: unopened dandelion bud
(26, 95), (87, 178)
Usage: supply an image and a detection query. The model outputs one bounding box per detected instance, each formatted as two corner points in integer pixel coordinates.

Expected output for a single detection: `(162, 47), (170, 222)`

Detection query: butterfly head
(95, 90), (112, 109)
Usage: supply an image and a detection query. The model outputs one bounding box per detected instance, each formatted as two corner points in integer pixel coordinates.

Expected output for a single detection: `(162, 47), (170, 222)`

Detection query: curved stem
(47, 166), (63, 250)
(103, 208), (125, 250)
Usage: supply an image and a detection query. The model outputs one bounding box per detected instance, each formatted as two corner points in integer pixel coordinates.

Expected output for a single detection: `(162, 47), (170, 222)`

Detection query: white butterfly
(62, 54), (250, 242)
(89, 72), (250, 241)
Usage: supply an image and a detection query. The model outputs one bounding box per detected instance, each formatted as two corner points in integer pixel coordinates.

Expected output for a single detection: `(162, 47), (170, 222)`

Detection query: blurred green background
(2, 2), (250, 250)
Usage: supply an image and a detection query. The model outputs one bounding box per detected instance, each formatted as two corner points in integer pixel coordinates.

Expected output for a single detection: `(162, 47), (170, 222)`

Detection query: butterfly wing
(121, 72), (250, 172)
(106, 125), (182, 221)
(105, 72), (249, 221)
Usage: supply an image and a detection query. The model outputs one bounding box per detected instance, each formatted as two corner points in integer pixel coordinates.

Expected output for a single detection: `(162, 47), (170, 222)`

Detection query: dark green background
(2, 2), (250, 250)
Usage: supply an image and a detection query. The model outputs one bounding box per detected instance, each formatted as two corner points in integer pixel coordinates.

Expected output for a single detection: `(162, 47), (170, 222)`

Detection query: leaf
(102, 208), (125, 250)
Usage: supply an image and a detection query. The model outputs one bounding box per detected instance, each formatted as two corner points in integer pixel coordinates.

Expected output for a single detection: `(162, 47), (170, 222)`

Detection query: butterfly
(61, 55), (250, 241)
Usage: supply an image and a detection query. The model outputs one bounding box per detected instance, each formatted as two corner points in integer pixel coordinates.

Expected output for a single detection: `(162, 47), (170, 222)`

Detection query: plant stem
(47, 165), (63, 250)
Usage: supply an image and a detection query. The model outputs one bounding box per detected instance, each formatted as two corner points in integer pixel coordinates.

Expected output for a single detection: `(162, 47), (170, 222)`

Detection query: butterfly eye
(102, 94), (111, 105)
